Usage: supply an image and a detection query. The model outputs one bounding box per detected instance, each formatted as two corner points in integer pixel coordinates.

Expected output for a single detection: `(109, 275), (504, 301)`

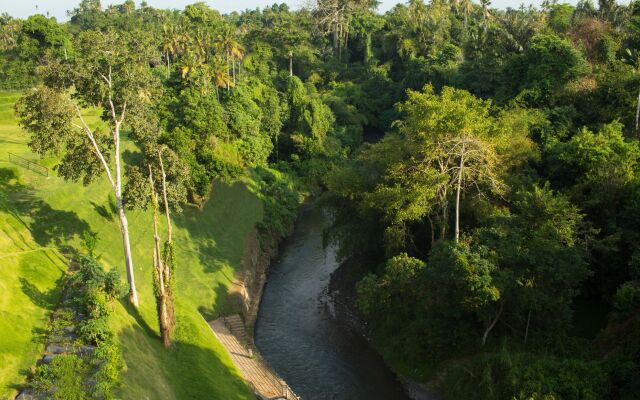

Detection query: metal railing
(8, 152), (48, 177)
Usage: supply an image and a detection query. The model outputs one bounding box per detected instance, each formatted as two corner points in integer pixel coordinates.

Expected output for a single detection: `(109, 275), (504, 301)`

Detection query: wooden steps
(223, 315), (250, 347)
(208, 315), (298, 399)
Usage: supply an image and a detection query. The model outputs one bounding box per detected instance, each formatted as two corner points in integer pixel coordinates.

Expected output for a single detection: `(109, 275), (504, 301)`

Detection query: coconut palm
(161, 24), (181, 78)
(211, 55), (232, 100)
(480, 0), (493, 33)
(459, 0), (474, 29)
(0, 19), (19, 51)
(215, 25), (244, 85)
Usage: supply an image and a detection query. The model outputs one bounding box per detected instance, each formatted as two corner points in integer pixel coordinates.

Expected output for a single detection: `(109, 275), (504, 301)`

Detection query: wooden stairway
(208, 315), (299, 399)
(223, 315), (250, 347)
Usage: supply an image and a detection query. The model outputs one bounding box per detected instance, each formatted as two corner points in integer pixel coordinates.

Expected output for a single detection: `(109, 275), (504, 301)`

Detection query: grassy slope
(0, 91), (67, 398)
(0, 91), (259, 399)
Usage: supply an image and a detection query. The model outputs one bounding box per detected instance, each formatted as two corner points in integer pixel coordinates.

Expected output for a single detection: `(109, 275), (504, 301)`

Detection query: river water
(255, 206), (409, 400)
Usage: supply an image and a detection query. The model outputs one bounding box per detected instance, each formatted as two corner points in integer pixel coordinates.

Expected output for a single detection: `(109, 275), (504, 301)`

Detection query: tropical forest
(0, 0), (639, 399)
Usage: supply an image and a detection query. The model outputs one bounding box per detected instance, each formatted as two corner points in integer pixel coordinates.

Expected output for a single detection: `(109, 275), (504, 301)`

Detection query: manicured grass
(0, 91), (260, 399)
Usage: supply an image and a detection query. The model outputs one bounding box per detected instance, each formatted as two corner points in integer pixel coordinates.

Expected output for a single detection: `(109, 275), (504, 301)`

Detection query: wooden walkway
(208, 315), (298, 400)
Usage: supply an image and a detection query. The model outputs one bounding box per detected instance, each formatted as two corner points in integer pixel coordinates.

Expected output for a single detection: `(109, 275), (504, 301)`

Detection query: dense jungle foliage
(3, 0), (640, 398)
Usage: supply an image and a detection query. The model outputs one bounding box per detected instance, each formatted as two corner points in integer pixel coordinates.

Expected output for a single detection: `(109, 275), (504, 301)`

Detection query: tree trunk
(232, 58), (236, 85)
(149, 168), (171, 347)
(524, 307), (532, 344)
(635, 85), (640, 138)
(455, 144), (465, 244)
(440, 202), (448, 240)
(482, 299), (505, 346)
(159, 150), (172, 244)
(166, 51), (170, 79)
(114, 122), (138, 307)
(117, 198), (138, 307)
(158, 151), (176, 342)
(289, 51), (293, 77)
(428, 215), (435, 247)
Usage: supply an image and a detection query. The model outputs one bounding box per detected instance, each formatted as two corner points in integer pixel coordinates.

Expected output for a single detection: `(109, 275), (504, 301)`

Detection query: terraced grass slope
(0, 91), (259, 399)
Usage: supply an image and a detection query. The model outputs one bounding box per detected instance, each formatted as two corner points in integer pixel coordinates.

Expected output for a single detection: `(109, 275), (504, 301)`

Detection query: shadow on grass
(90, 197), (117, 222)
(19, 277), (61, 310)
(197, 281), (245, 321)
(120, 298), (157, 339)
(118, 322), (252, 399)
(173, 182), (260, 275)
(0, 167), (92, 255)
(171, 182), (262, 322)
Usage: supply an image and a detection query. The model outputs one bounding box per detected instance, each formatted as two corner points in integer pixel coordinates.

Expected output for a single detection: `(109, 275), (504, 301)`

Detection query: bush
(441, 349), (607, 400)
(30, 355), (91, 400)
(613, 281), (640, 315)
(254, 167), (300, 239)
(39, 256), (124, 399)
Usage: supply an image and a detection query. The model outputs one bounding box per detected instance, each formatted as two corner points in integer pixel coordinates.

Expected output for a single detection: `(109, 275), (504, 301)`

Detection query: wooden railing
(8, 152), (48, 177)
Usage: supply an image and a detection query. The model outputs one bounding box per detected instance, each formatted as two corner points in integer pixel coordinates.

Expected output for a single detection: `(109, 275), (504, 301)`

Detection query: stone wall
(227, 228), (282, 334)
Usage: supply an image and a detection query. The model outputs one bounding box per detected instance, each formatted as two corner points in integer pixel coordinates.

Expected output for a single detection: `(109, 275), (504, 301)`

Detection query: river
(254, 205), (409, 400)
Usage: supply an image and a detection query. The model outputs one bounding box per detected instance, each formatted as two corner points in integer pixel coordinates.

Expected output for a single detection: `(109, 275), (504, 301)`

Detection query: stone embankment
(208, 315), (299, 400)
(207, 227), (299, 400)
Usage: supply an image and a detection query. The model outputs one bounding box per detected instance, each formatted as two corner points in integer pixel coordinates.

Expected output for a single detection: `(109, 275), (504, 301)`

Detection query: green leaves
(428, 241), (500, 311)
(15, 86), (75, 154)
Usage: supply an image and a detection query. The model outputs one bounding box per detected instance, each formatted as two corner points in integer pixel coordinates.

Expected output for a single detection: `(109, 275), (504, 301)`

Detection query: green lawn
(0, 91), (260, 399)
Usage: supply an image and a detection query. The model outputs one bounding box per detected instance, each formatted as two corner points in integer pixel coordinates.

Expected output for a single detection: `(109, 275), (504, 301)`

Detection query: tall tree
(394, 85), (504, 243)
(148, 150), (176, 347)
(15, 29), (161, 307)
(313, 0), (378, 61)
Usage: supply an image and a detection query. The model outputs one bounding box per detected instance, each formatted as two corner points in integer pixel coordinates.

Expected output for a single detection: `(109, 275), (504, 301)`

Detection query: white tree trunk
(149, 168), (170, 346)
(289, 51), (293, 77)
(524, 308), (532, 344)
(635, 85), (640, 138)
(455, 144), (465, 244)
(166, 52), (170, 79)
(114, 121), (138, 307)
(482, 300), (505, 346)
(117, 199), (138, 307)
(159, 150), (172, 244)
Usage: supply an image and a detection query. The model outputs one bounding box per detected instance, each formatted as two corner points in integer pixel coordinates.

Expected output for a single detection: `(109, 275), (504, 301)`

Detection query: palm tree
(0, 19), (19, 51)
(459, 0), (474, 29)
(215, 25), (243, 86)
(480, 0), (493, 33)
(229, 41), (244, 85)
(161, 24), (180, 78)
(211, 56), (232, 100)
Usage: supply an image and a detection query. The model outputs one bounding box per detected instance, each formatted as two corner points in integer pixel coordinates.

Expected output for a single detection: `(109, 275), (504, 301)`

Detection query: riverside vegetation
(1, 0), (640, 399)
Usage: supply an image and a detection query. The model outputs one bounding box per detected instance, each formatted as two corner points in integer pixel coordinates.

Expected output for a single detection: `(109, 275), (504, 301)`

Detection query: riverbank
(227, 202), (440, 399)
(328, 257), (440, 400)
(253, 205), (409, 400)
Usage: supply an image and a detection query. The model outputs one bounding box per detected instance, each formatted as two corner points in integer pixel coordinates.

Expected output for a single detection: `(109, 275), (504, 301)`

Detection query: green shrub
(441, 350), (607, 400)
(30, 355), (91, 400)
(613, 282), (640, 315)
(254, 167), (300, 239)
(91, 340), (123, 400)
